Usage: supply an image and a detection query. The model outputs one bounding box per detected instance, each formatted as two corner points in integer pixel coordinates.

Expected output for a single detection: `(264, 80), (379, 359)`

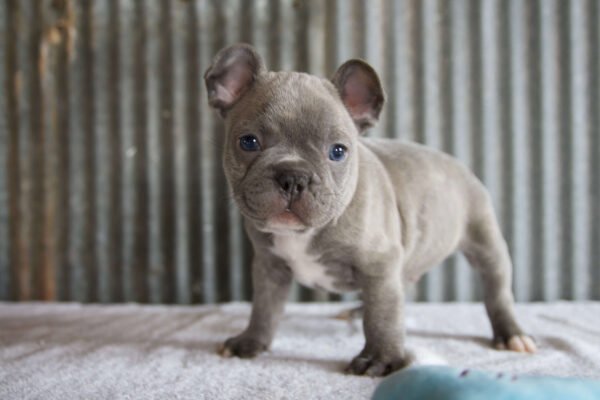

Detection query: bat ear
(204, 43), (266, 117)
(331, 60), (385, 134)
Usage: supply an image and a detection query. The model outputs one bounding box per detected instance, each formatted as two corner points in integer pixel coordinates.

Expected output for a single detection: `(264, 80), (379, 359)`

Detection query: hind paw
(494, 334), (537, 353)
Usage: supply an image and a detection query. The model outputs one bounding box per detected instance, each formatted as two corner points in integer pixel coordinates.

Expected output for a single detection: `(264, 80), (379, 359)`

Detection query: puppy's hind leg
(462, 209), (537, 353)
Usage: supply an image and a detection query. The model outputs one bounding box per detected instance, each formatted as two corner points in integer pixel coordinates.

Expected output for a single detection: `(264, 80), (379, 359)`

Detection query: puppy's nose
(275, 171), (310, 200)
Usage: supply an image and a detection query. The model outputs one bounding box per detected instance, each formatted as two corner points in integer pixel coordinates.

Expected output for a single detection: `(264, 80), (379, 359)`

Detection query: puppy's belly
(270, 233), (355, 293)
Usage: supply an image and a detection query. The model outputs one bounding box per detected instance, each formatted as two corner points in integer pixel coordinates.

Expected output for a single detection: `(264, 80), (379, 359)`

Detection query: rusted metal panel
(0, 0), (598, 303)
(0, 0), (8, 300)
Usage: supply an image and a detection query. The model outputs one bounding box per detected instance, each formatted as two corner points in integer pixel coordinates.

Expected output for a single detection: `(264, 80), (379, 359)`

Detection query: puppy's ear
(204, 43), (266, 116)
(331, 60), (385, 133)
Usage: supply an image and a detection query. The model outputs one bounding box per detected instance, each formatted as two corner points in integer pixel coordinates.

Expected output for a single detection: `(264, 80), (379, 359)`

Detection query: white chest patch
(270, 232), (337, 292)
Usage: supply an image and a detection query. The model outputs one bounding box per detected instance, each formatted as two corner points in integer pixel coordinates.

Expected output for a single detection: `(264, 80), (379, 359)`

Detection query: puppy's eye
(239, 134), (261, 151)
(329, 144), (347, 162)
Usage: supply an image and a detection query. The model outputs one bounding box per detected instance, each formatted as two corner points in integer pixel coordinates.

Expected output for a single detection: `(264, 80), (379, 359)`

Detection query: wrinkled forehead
(229, 71), (356, 140)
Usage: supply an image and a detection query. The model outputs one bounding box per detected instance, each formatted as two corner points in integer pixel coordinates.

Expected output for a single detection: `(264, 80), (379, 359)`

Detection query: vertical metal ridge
(146, 1), (162, 303)
(231, 0), (245, 299)
(498, 0), (512, 240)
(410, 0), (424, 146)
(131, 0), (149, 302)
(526, 0), (543, 301)
(80, 0), (97, 302)
(0, 0), (8, 300)
(182, 0), (202, 304)
(171, 0), (189, 305)
(40, 2), (72, 300)
(118, 0), (135, 302)
(68, 0), (83, 302)
(324, 0), (338, 75)
(25, 0), (46, 300)
(480, 6), (509, 309)
(363, 0), (384, 138)
(230, 0), (250, 302)
(54, 0), (72, 303)
(294, 0), (310, 73)
(437, 0), (456, 301)
(394, 0), (415, 143)
(351, 0), (366, 59)
(243, 1), (270, 298)
(307, 0), (325, 76)
(468, 0), (483, 189)
(420, 0), (444, 301)
(239, 0), (254, 46)
(93, 0), (109, 303)
(92, 0), (109, 303)
(438, 0), (453, 157)
(335, 0), (351, 64)
(198, 0), (216, 304)
(407, 0), (427, 301)
(15, 0), (33, 300)
(68, 1), (88, 301)
(382, 0), (397, 140)
(208, 0), (228, 304)
(568, 0), (591, 300)
(5, 0), (21, 301)
(539, 0), (562, 300)
(478, 0), (501, 300)
(449, 0), (475, 301)
(557, 0), (573, 299)
(437, 0), (455, 301)
(509, 0), (532, 301)
(480, 0), (503, 241)
(589, 0), (600, 300)
(16, 0), (32, 298)
(158, 0), (176, 303)
(106, 0), (123, 302)
(171, 1), (187, 304)
(267, 0), (281, 70)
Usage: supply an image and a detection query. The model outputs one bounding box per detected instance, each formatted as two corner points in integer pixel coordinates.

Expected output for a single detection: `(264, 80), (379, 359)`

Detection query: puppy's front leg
(220, 255), (292, 358)
(346, 270), (410, 376)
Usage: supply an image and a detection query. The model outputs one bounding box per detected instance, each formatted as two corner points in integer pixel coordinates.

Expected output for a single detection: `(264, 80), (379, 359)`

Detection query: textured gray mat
(1, 302), (599, 399)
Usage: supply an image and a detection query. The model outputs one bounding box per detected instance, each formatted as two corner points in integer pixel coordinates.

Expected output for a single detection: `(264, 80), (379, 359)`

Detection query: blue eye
(329, 144), (347, 161)
(239, 134), (261, 151)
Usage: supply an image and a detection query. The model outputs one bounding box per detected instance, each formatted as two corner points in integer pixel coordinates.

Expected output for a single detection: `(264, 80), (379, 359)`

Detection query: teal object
(372, 366), (600, 400)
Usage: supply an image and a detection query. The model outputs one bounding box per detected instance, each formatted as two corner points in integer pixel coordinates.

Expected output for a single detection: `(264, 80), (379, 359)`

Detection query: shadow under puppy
(204, 43), (536, 377)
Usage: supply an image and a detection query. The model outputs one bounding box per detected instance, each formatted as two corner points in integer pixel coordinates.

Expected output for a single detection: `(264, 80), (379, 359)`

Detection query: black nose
(275, 171), (310, 200)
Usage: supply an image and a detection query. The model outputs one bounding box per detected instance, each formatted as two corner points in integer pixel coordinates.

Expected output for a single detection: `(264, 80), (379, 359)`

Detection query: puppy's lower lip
(265, 210), (307, 231)
(274, 210), (303, 225)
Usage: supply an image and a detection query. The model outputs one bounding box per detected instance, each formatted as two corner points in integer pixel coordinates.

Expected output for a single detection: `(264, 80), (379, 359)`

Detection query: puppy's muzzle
(275, 169), (311, 203)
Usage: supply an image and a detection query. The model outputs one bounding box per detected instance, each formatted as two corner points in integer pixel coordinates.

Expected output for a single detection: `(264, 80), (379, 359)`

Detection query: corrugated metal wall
(1, 0), (598, 304)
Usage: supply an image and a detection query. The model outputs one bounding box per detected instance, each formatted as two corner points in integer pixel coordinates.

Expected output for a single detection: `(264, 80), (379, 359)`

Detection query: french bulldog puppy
(204, 43), (536, 377)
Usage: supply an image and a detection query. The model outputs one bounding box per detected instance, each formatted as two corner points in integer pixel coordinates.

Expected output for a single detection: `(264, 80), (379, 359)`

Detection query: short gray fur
(204, 44), (535, 376)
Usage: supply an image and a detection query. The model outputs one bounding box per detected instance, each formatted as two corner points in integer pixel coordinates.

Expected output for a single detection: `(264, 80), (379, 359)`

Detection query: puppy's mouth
(266, 209), (306, 231)
(239, 192), (312, 233)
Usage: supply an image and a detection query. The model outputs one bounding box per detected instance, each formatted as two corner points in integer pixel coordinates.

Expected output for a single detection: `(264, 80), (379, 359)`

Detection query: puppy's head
(204, 44), (385, 234)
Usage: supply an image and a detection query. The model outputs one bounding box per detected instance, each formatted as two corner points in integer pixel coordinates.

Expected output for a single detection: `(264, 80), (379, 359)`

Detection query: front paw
(345, 351), (411, 377)
(218, 335), (268, 359)
(494, 334), (537, 353)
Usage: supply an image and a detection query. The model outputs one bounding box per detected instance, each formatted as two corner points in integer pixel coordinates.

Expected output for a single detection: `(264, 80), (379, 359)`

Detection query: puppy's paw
(218, 336), (267, 359)
(345, 352), (411, 377)
(494, 334), (537, 353)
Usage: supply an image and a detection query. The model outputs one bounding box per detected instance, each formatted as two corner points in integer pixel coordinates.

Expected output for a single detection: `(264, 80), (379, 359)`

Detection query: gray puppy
(204, 43), (536, 377)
